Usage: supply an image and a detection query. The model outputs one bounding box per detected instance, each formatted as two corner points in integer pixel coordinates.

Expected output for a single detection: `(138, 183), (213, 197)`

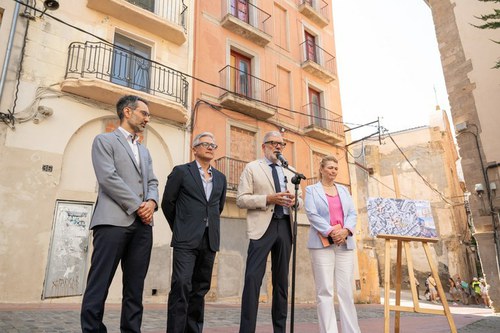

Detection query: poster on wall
(367, 197), (437, 238)
(43, 201), (93, 299)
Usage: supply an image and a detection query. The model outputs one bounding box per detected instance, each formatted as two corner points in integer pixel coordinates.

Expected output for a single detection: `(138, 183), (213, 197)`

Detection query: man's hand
(267, 192), (295, 207)
(137, 200), (156, 224)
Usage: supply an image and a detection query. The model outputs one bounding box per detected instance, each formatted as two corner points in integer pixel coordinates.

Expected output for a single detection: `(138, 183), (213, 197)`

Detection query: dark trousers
(239, 217), (292, 333)
(81, 219), (152, 333)
(167, 228), (216, 333)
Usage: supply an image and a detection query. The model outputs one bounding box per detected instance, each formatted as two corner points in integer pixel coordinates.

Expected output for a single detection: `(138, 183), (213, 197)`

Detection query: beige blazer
(236, 159), (303, 240)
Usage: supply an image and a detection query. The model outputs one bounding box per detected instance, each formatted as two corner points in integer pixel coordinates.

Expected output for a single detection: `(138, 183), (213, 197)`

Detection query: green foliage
(473, 0), (500, 68)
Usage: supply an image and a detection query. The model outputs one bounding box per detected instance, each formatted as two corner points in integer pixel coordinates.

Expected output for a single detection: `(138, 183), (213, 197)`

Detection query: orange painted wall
(191, 0), (348, 185)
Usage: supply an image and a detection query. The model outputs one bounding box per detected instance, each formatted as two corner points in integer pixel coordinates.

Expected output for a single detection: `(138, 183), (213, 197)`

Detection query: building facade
(0, 0), (361, 305)
(190, 0), (357, 303)
(350, 110), (478, 299)
(425, 0), (500, 311)
(0, 0), (193, 303)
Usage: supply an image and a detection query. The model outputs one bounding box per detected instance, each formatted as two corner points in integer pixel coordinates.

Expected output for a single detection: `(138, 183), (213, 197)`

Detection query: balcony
(300, 103), (344, 144)
(61, 41), (189, 124)
(221, 0), (272, 47)
(297, 0), (329, 28)
(218, 65), (277, 119)
(87, 0), (187, 45)
(300, 41), (337, 83)
(215, 156), (249, 191)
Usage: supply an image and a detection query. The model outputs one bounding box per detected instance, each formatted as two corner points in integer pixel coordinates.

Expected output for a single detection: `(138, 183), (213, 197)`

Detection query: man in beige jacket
(237, 131), (303, 333)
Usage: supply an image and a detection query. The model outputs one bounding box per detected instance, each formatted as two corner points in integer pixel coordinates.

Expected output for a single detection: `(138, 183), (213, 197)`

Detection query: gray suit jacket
(90, 129), (159, 228)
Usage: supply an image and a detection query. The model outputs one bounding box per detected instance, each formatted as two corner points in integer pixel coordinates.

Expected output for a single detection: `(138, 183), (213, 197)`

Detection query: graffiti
(63, 209), (89, 228)
(51, 275), (80, 296)
(43, 201), (93, 299)
(367, 197), (437, 238)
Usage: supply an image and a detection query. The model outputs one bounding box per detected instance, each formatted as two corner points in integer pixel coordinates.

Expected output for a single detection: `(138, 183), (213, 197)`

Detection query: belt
(272, 214), (290, 220)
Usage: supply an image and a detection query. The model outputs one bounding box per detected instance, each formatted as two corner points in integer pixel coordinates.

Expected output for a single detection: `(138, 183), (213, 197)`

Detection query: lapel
(114, 130), (141, 174)
(314, 182), (329, 207)
(258, 159), (275, 191)
(187, 161), (207, 201)
(208, 168), (221, 202)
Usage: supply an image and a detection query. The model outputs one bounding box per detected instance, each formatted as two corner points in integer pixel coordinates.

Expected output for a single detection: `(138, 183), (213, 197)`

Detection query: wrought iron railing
(222, 0), (271, 35)
(215, 156), (249, 191)
(300, 41), (336, 75)
(300, 103), (344, 137)
(305, 176), (319, 187)
(64, 41), (188, 107)
(126, 0), (187, 30)
(219, 65), (276, 105)
(297, 0), (329, 20)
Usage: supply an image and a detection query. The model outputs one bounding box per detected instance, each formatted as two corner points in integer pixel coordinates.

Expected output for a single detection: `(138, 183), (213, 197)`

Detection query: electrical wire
(9, 0), (379, 132)
(386, 133), (463, 206)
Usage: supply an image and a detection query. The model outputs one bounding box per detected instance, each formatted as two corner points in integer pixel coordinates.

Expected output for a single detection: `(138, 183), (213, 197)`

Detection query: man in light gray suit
(81, 95), (159, 333)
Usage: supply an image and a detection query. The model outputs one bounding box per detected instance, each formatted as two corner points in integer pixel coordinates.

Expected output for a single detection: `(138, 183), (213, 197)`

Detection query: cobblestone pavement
(1, 301), (498, 333)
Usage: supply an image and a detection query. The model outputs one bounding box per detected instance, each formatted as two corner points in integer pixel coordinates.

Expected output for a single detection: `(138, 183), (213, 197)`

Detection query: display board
(367, 197), (437, 238)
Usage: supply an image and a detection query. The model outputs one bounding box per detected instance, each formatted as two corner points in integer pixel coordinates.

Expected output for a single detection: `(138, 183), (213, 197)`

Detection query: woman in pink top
(305, 155), (360, 333)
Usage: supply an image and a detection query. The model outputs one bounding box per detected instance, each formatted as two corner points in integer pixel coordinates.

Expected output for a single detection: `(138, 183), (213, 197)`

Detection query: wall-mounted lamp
(40, 0), (60, 17)
(455, 121), (468, 133)
(475, 183), (484, 197)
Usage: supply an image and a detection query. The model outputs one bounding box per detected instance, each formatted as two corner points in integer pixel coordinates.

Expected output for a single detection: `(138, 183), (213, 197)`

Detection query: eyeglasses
(134, 109), (151, 118)
(265, 141), (286, 148)
(195, 142), (218, 150)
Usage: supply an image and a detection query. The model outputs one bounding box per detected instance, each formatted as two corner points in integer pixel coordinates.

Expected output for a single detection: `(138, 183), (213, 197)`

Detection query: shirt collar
(118, 126), (139, 144)
(264, 157), (281, 166)
(195, 160), (212, 173)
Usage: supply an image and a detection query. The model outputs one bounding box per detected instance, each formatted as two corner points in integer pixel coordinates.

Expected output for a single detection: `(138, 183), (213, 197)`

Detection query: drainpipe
(0, 2), (21, 99)
(485, 162), (500, 270)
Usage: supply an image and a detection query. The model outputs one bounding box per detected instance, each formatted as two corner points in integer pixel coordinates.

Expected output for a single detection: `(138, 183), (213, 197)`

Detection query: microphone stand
(281, 163), (306, 333)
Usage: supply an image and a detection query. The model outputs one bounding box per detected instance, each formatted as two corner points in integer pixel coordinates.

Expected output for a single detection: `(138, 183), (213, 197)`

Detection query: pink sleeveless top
(326, 193), (344, 228)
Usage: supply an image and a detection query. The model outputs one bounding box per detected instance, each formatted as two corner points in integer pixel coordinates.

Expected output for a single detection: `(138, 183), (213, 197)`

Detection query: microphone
(275, 152), (289, 167)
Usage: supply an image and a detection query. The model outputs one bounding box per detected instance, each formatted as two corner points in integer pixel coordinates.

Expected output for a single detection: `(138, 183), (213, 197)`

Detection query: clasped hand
(137, 200), (156, 224)
(329, 227), (349, 245)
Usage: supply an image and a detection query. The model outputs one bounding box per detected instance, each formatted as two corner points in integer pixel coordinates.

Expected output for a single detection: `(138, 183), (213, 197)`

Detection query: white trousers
(310, 246), (361, 333)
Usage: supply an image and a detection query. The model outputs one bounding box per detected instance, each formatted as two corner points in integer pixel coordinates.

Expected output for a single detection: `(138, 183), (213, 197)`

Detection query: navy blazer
(161, 161), (227, 252)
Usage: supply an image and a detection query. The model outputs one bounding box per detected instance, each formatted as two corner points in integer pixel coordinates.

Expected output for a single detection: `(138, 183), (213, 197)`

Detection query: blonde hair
(318, 155), (338, 180)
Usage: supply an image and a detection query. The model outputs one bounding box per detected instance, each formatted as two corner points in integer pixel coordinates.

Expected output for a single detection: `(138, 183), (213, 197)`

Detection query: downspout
(0, 2), (21, 99)
(485, 162), (500, 270)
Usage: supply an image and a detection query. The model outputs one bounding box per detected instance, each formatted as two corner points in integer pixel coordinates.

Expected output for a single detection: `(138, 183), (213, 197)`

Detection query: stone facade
(350, 111), (478, 300)
(426, 0), (500, 312)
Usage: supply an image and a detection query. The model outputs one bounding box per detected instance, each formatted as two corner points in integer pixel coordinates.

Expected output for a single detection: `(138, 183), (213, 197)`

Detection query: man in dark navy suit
(161, 132), (227, 333)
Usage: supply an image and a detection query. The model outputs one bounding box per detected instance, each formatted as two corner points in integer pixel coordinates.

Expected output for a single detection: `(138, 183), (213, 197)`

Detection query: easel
(377, 234), (457, 333)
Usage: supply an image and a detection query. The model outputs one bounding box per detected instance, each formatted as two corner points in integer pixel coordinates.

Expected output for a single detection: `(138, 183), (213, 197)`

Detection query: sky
(331, 0), (451, 139)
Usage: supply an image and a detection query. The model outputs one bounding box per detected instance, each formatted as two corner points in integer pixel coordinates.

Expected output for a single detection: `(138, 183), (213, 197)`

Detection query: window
(309, 87), (325, 128)
(230, 51), (252, 97)
(277, 66), (292, 115)
(111, 34), (151, 93)
(230, 126), (256, 161)
(305, 31), (317, 63)
(127, 0), (154, 13)
(312, 151), (327, 178)
(274, 4), (288, 50)
(231, 0), (249, 23)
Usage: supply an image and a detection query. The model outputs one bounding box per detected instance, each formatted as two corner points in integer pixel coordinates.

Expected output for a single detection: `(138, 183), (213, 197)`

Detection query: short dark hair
(116, 95), (148, 121)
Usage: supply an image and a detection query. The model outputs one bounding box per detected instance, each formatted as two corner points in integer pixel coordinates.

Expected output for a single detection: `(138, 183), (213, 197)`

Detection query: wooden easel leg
(422, 242), (457, 333)
(384, 239), (391, 333)
(394, 240), (402, 333)
(403, 241), (420, 311)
